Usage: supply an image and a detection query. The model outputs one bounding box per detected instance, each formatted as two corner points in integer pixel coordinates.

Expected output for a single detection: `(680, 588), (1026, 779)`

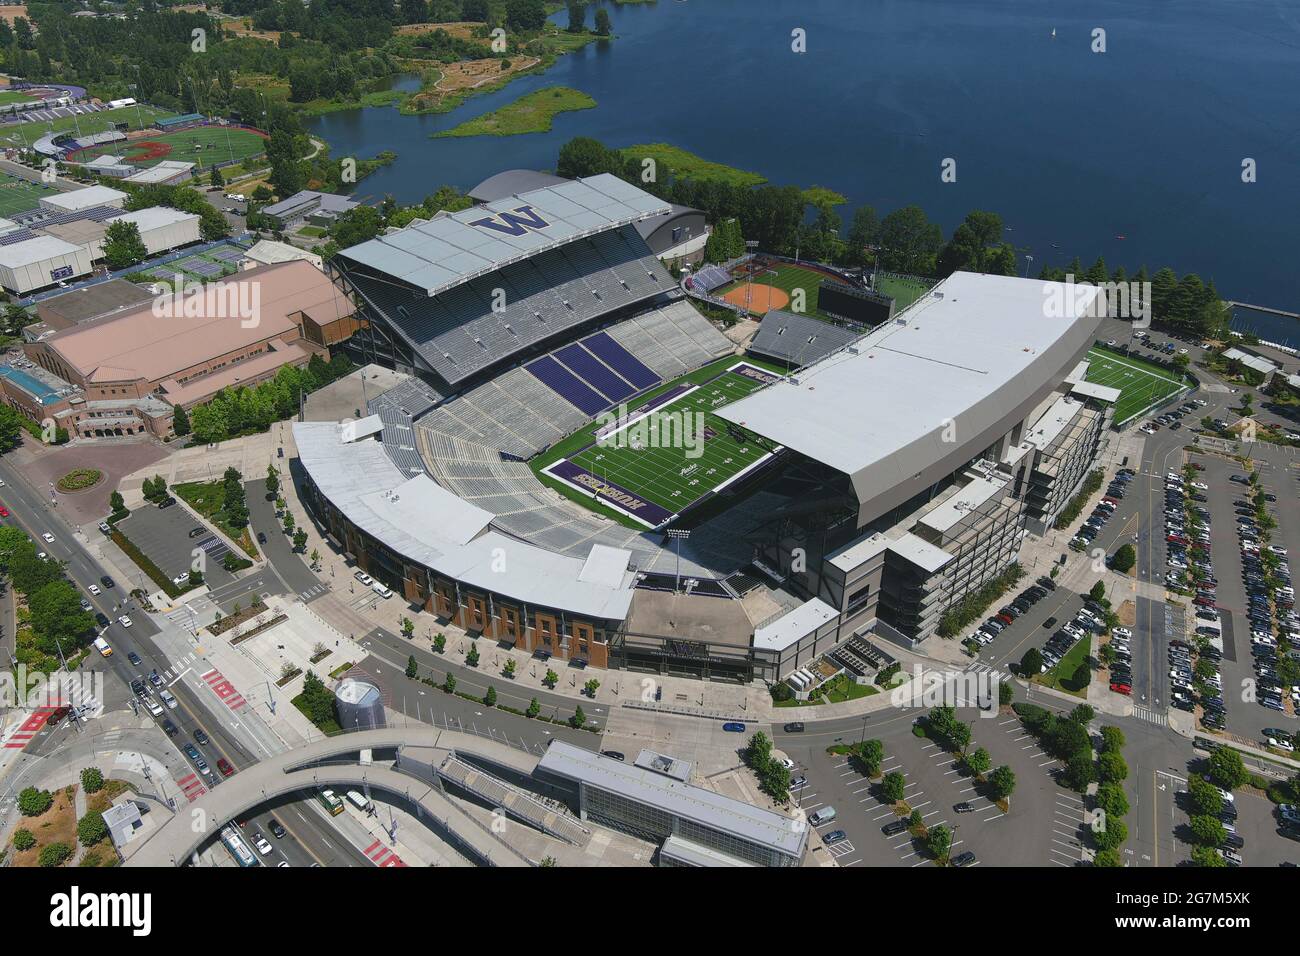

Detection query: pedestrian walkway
(1132, 705), (1168, 726)
(201, 667), (247, 711)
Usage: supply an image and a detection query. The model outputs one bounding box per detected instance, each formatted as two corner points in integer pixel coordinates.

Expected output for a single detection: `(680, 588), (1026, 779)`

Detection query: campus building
(16, 260), (354, 438)
(535, 741), (807, 867)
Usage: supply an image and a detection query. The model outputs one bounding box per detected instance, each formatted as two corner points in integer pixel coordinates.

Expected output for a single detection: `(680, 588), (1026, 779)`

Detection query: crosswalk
(201, 667), (247, 711)
(176, 772), (208, 803)
(363, 838), (408, 867)
(298, 583), (328, 602)
(1133, 705), (1168, 726)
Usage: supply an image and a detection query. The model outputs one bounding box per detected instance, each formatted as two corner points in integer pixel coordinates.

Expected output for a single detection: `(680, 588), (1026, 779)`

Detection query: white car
(254, 834), (274, 855)
(1112, 627), (1132, 639)
(354, 571), (374, 587)
(371, 582), (393, 599)
(88, 584), (100, 595)
(118, 615), (133, 628)
(42, 532), (54, 543)
(1268, 737), (1295, 752)
(1190, 482), (1208, 491)
(159, 689), (178, 709)
(778, 757), (795, 770)
(172, 573), (189, 586)
(144, 697), (163, 717)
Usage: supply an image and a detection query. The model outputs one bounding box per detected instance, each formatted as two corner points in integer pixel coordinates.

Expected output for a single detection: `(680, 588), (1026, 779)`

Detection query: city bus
(220, 826), (258, 867)
(317, 789), (344, 816)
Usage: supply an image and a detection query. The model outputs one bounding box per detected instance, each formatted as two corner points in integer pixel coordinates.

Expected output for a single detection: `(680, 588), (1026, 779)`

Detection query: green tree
(881, 771), (906, 803)
(77, 810), (108, 847)
(444, 673), (457, 694)
(503, 659), (516, 679)
(1097, 751), (1128, 784)
(1189, 814), (1226, 847)
(999, 681), (1013, 706)
(283, 512), (295, 534)
(405, 654), (418, 679)
(988, 765), (1016, 800)
(265, 464), (279, 497)
(17, 787), (52, 816)
(857, 738), (884, 777)
(1092, 818), (1128, 851)
(484, 684), (497, 707)
(103, 220), (148, 270)
(1089, 581), (1107, 602)
(965, 746), (991, 777)
(1207, 749), (1248, 791)
(466, 643), (479, 667)
(209, 166), (224, 188)
(0, 404), (24, 453)
(565, 0), (585, 32)
(936, 210), (1015, 277)
(1063, 753), (1096, 792)
(1111, 544), (1136, 573)
(543, 668), (558, 688)
(38, 842), (71, 867)
(12, 829), (34, 851)
(1191, 845), (1227, 867)
(80, 767), (105, 793)
(878, 204), (943, 275)
(293, 528), (308, 551)
(1069, 703), (1095, 725)
(1020, 647), (1043, 676)
(746, 731), (773, 770)
(1095, 783), (1129, 819)
(526, 697), (540, 718)
(926, 824), (952, 860)
(569, 704), (586, 729)
(29, 581), (95, 655)
(1093, 848), (1123, 867)
(584, 677), (600, 698)
(171, 403), (191, 437)
(594, 6), (611, 36)
(433, 634), (446, 654)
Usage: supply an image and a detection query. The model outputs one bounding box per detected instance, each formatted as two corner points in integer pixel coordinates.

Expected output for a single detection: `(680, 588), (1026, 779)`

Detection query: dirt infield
(720, 282), (790, 315)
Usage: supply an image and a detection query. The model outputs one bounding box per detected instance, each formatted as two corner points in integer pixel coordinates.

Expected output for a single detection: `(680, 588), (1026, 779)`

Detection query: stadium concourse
(295, 172), (1126, 682)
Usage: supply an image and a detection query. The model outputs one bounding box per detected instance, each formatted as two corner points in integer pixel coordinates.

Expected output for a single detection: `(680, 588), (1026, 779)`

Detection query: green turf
(0, 90), (38, 106)
(0, 104), (176, 149)
(1084, 347), (1187, 424)
(558, 365), (774, 519)
(0, 171), (58, 217)
(875, 273), (934, 311)
(714, 262), (847, 319)
(71, 125), (267, 168)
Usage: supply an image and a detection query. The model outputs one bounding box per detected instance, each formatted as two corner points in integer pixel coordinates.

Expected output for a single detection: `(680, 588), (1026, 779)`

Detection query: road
(0, 454), (365, 866)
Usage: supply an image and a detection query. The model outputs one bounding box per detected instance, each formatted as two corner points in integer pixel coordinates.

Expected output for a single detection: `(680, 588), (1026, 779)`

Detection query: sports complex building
(292, 172), (1128, 686)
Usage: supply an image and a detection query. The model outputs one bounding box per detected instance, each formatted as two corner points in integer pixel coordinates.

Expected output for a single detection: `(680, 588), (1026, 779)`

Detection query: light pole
(666, 529), (690, 594)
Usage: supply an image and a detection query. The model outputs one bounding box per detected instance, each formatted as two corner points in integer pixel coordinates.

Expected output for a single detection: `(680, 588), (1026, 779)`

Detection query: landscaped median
(174, 469), (260, 559)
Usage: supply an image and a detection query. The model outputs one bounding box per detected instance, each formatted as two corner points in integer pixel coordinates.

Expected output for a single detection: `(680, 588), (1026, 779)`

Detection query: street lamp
(665, 529), (690, 594)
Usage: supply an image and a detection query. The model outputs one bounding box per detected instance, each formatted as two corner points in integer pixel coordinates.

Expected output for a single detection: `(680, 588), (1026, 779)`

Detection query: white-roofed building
(239, 238), (323, 271)
(293, 419), (637, 663)
(0, 234), (93, 294)
(122, 160), (195, 186)
(711, 272), (1113, 647)
(38, 184), (128, 213)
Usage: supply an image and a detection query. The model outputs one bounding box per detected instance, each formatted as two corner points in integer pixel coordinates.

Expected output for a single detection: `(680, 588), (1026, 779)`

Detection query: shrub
(38, 842), (71, 867)
(12, 829), (35, 851)
(78, 811), (108, 847)
(18, 787), (52, 817)
(80, 767), (104, 794)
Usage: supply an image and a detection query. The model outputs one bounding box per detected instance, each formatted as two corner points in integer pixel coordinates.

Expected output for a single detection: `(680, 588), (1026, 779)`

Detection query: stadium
(294, 172), (1125, 685)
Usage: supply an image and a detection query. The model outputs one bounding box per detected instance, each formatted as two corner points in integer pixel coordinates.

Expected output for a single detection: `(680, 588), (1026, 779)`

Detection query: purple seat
(526, 356), (609, 415)
(582, 332), (659, 390)
(554, 344), (635, 402)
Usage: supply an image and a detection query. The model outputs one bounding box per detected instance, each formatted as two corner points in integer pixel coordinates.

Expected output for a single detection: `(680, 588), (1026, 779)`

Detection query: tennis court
(1084, 347), (1187, 424)
(543, 362), (783, 526)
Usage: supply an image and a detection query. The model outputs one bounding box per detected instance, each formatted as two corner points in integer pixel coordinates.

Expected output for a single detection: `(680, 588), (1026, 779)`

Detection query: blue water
(307, 0), (1300, 321)
(0, 365), (61, 404)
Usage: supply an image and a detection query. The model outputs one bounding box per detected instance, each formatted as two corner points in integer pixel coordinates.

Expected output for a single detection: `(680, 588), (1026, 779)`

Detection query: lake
(306, 0), (1300, 337)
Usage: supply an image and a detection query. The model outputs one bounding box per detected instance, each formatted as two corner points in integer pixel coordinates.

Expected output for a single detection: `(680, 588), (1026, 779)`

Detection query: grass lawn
(715, 262), (845, 319)
(0, 90), (37, 105)
(1037, 636), (1092, 697)
(875, 273), (934, 311)
(295, 224), (327, 238)
(617, 142), (767, 188)
(173, 479), (260, 559)
(0, 104), (176, 149)
(1084, 347), (1187, 425)
(71, 125), (267, 169)
(292, 694), (341, 734)
(434, 85), (596, 137)
(0, 170), (59, 217)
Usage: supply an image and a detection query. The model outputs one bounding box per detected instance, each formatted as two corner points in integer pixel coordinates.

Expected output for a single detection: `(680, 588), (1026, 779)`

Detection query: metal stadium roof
(336, 173), (671, 297)
(717, 272), (1104, 507)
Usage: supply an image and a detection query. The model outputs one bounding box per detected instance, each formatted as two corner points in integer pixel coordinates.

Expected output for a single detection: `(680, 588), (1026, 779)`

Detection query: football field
(1084, 347), (1187, 424)
(72, 125), (267, 168)
(543, 362), (782, 526)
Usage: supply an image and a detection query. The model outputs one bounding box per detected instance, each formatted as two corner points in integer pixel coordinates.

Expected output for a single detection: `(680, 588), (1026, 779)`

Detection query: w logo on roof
(469, 205), (550, 237)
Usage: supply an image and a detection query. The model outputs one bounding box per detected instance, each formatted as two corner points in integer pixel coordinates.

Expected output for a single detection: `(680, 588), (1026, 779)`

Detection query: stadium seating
(552, 343), (636, 403)
(367, 378), (445, 477)
(347, 226), (671, 388)
(580, 331), (660, 390)
(690, 265), (732, 293)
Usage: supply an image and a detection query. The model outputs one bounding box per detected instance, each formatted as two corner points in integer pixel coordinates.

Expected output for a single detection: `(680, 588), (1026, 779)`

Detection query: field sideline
(1084, 347), (1187, 424)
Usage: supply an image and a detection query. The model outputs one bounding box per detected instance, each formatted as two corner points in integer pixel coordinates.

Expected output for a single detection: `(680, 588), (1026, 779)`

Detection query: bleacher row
(690, 265), (733, 293)
(347, 225), (671, 387)
(414, 301), (733, 460)
(405, 302), (758, 578)
(367, 377), (445, 477)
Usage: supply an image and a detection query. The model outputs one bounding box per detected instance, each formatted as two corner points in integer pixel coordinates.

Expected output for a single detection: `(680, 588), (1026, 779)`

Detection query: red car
(1167, 535), (1188, 545)
(996, 613), (1013, 626)
(217, 758), (235, 777)
(0, 506), (9, 518)
(1194, 596), (1216, 607)
(1110, 682), (1132, 695)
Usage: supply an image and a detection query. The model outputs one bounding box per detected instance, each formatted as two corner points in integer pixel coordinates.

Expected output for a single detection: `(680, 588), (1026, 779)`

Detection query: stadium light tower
(666, 529), (691, 594)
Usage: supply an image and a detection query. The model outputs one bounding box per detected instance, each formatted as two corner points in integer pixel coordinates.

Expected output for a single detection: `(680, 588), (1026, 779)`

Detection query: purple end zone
(729, 362), (783, 386)
(546, 459), (675, 527)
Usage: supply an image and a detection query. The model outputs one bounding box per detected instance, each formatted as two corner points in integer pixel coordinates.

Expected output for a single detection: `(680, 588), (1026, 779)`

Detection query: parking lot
(116, 502), (235, 590)
(786, 703), (1079, 868)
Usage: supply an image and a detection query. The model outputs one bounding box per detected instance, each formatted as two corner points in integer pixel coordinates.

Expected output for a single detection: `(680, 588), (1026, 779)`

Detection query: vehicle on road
(722, 722), (746, 733)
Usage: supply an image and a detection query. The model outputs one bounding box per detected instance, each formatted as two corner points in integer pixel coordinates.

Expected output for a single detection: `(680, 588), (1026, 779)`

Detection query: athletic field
(0, 171), (58, 217)
(0, 104), (175, 149)
(714, 261), (842, 318)
(542, 362), (782, 526)
(1084, 347), (1187, 424)
(875, 273), (933, 311)
(71, 125), (267, 168)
